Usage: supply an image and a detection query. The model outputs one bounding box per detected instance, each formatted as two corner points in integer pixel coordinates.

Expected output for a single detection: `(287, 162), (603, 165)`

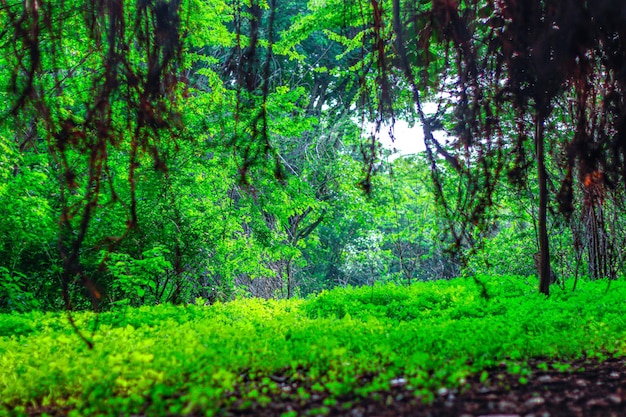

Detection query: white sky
(367, 103), (445, 157)
(376, 119), (426, 156)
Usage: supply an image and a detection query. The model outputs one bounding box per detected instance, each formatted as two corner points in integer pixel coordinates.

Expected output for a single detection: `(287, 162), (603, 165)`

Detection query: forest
(1, 0), (626, 416)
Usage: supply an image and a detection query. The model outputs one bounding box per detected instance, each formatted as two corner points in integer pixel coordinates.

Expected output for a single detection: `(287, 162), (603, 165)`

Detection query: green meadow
(1, 276), (625, 416)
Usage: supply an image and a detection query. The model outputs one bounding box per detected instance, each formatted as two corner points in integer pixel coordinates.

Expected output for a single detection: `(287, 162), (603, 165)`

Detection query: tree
(1, 0), (188, 318)
(5, 0), (626, 309)
(372, 0), (626, 295)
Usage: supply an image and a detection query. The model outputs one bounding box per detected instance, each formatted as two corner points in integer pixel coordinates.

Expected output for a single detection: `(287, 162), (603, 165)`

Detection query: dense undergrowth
(1, 276), (626, 416)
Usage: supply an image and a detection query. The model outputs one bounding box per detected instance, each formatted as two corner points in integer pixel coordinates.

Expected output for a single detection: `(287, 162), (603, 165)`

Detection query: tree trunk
(583, 180), (609, 280)
(536, 113), (551, 295)
(286, 259), (292, 299)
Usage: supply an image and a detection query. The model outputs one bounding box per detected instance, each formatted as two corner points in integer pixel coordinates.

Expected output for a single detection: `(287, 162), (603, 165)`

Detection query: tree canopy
(1, 0), (626, 311)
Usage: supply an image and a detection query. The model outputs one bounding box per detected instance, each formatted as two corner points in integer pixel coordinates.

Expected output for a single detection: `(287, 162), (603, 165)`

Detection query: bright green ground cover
(1, 276), (626, 416)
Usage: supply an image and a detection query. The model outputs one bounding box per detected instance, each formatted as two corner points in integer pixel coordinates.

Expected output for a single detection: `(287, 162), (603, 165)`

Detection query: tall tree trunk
(582, 173), (609, 280)
(286, 259), (293, 299)
(536, 113), (551, 295)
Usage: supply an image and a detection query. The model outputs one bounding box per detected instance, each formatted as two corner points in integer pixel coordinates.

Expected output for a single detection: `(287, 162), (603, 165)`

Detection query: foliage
(103, 246), (172, 306)
(1, 276), (626, 416)
(1, 2), (626, 414)
(1, 0), (626, 309)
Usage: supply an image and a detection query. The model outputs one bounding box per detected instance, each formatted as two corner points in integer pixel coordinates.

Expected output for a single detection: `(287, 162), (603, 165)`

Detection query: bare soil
(23, 357), (626, 416)
(230, 357), (626, 417)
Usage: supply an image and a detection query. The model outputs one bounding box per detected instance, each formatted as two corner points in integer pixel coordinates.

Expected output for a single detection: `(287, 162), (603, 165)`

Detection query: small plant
(1, 276), (625, 416)
(0, 267), (40, 313)
(103, 246), (172, 306)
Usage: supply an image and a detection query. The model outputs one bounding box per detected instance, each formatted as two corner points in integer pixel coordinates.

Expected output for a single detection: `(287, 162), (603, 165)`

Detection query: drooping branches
(224, 0), (284, 184)
(382, 0), (626, 292)
(1, 0), (187, 314)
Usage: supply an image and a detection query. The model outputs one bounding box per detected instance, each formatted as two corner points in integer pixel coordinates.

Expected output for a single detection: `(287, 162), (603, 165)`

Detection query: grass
(1, 275), (625, 416)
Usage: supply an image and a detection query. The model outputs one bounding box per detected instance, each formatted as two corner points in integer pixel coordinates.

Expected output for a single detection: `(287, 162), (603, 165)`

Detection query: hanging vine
(1, 0), (186, 337)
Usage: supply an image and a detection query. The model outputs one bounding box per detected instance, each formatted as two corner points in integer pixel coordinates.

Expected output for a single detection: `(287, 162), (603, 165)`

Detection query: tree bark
(536, 112), (551, 295)
(286, 259), (292, 299)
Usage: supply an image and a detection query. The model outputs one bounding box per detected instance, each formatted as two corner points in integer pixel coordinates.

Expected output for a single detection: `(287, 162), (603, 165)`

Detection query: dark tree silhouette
(380, 0), (626, 295)
(1, 0), (186, 340)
